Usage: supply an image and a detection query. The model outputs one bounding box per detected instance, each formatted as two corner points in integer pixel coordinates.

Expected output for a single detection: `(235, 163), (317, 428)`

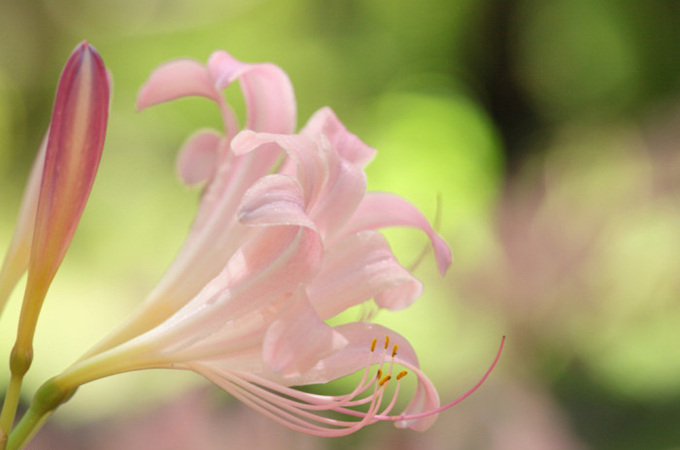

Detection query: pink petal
(308, 231), (423, 320)
(236, 125), (367, 239)
(170, 309), (271, 363)
(262, 286), (348, 376)
(137, 59), (220, 110)
(208, 51), (296, 134)
(302, 107), (376, 167)
(395, 376), (440, 431)
(374, 278), (423, 311)
(338, 192), (452, 275)
(190, 133), (283, 236)
(151, 226), (324, 352)
(27, 41), (109, 307)
(308, 145), (366, 239)
(239, 175), (315, 229)
(232, 130), (328, 206)
(176, 130), (222, 185)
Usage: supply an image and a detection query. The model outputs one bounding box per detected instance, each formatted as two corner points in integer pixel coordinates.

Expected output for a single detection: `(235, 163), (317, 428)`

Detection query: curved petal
(302, 107), (376, 168)
(338, 192), (452, 276)
(232, 130), (327, 207)
(308, 231), (423, 320)
(309, 142), (366, 239)
(176, 130), (222, 185)
(373, 279), (423, 311)
(149, 226), (324, 353)
(137, 59), (220, 110)
(263, 286), (347, 376)
(394, 373), (440, 431)
(236, 126), (367, 239)
(208, 51), (296, 134)
(239, 174), (315, 229)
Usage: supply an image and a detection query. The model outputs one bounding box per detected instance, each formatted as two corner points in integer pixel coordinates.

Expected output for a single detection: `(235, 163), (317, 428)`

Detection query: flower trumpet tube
(0, 41), (109, 443)
(81, 52), (299, 357)
(19, 50), (503, 441)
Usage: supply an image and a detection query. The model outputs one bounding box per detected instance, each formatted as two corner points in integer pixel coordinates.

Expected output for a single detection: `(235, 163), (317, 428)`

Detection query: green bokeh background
(1, 1), (680, 449)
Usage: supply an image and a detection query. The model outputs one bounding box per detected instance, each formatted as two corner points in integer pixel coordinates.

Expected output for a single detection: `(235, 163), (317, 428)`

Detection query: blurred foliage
(2, 0), (680, 449)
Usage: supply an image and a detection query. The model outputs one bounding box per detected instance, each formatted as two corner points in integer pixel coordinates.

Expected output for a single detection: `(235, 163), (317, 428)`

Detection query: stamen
(190, 336), (505, 437)
(201, 365), (386, 437)
(376, 335), (506, 424)
(384, 335), (390, 350)
(370, 338), (377, 353)
(376, 376), (404, 417)
(378, 375), (391, 386)
(391, 344), (398, 358)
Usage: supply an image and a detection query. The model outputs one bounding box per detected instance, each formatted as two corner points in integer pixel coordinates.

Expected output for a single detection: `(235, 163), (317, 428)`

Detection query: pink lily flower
(57, 51), (503, 437)
(1, 42), (109, 345)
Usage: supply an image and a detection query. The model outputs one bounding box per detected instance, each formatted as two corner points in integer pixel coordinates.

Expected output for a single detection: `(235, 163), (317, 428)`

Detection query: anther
(370, 338), (377, 352)
(376, 369), (383, 380)
(391, 344), (398, 358)
(384, 336), (390, 350)
(396, 370), (408, 380)
(379, 375), (392, 387)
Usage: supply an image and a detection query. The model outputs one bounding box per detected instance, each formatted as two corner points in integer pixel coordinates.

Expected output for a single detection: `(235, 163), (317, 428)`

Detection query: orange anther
(376, 369), (383, 380)
(384, 336), (390, 350)
(379, 375), (392, 387)
(370, 338), (377, 352)
(392, 344), (398, 358)
(396, 370), (408, 380)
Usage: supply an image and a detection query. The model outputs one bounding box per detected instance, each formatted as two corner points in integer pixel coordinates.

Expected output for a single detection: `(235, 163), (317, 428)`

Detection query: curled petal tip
(136, 58), (219, 111)
(434, 237), (453, 276)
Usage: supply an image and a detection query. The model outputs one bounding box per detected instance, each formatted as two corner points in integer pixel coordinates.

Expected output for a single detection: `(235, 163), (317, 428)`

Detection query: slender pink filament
(193, 335), (504, 436)
(190, 342), (403, 435)
(202, 366), (388, 436)
(376, 335), (505, 422)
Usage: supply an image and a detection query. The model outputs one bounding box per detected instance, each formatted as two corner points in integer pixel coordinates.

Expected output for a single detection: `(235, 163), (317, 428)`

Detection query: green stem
(4, 407), (52, 450)
(3, 343), (167, 450)
(0, 343), (34, 450)
(5, 378), (76, 450)
(0, 374), (23, 441)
